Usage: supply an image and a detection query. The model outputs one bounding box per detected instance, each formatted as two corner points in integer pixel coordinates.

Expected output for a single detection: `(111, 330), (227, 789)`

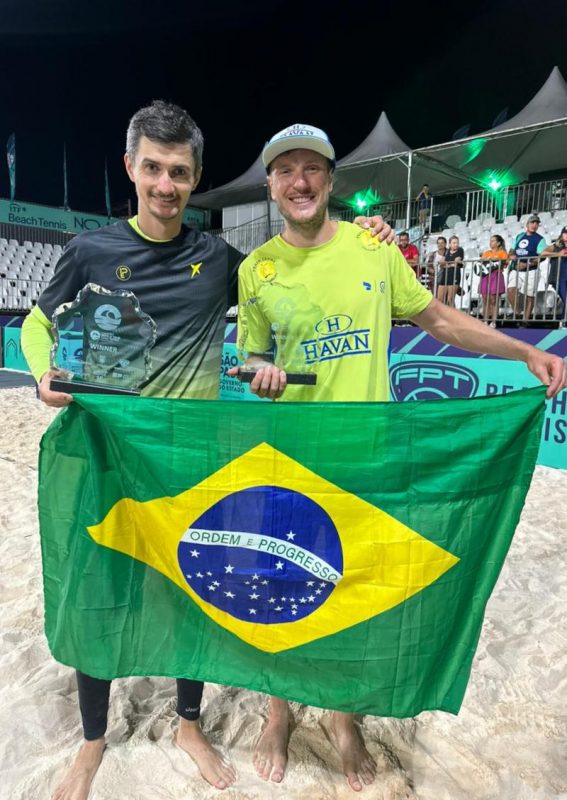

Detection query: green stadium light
(346, 188), (381, 212)
(488, 179), (501, 191)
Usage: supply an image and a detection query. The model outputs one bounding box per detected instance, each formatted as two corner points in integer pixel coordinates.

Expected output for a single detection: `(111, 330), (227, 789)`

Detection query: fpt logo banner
(390, 359), (479, 400)
(389, 354), (567, 470)
(88, 443), (457, 653)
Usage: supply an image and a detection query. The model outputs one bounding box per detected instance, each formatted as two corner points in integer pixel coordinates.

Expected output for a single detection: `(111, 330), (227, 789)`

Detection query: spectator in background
(427, 235), (448, 292)
(541, 226), (567, 320)
(480, 234), (508, 327)
(507, 214), (546, 323)
(398, 231), (420, 277)
(416, 184), (432, 230)
(437, 234), (463, 307)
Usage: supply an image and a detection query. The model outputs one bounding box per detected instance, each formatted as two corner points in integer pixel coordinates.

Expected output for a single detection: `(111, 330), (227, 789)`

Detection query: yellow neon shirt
(237, 221), (432, 402)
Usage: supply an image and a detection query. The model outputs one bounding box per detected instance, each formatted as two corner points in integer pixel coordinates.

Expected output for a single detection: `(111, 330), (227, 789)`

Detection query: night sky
(1, 0), (566, 215)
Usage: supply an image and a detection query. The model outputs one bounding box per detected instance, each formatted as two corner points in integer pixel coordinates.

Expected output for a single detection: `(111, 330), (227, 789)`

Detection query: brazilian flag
(38, 388), (544, 717)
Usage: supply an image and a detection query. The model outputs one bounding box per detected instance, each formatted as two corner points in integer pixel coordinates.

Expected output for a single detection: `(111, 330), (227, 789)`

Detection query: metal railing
(0, 222), (74, 247)
(419, 255), (566, 325)
(465, 179), (567, 224)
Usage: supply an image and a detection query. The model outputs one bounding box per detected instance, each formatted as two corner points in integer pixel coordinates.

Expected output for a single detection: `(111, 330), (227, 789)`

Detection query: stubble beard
(280, 202), (328, 237)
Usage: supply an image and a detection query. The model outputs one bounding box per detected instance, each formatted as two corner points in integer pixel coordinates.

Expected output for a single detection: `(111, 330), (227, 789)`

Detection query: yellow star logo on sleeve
(88, 443), (458, 654)
(190, 262), (202, 278)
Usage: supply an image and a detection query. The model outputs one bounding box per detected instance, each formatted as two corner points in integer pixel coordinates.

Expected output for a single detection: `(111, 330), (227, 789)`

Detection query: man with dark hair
(23, 99), (242, 798)
(230, 122), (566, 793)
(22, 105), (395, 799)
(398, 230), (420, 276)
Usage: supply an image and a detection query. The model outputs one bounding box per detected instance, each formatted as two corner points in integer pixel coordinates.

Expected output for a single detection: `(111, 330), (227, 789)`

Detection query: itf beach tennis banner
(39, 389), (544, 716)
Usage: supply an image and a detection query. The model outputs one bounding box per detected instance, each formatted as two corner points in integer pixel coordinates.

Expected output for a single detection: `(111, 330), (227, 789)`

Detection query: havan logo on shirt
(301, 315), (371, 365)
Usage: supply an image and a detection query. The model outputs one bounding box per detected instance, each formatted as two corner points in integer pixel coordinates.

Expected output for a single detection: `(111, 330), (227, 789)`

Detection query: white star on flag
(286, 531), (296, 540)
(190, 549), (200, 558)
(224, 565), (234, 574)
(275, 561), (284, 570)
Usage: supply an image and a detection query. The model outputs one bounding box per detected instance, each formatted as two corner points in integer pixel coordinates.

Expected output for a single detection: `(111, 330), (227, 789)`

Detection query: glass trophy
(49, 283), (157, 396)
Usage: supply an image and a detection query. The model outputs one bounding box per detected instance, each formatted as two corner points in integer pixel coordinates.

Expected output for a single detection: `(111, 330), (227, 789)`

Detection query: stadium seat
(446, 215), (462, 227)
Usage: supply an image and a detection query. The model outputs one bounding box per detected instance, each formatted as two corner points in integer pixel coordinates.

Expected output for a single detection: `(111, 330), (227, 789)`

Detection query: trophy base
(238, 370), (317, 386)
(50, 379), (141, 396)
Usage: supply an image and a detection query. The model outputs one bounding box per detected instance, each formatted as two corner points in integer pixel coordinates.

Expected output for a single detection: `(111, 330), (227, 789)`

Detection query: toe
(271, 769), (284, 783)
(347, 772), (363, 792)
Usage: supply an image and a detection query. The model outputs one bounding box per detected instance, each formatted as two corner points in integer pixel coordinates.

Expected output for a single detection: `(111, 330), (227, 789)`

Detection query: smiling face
(399, 234), (410, 249)
(124, 135), (201, 237)
(267, 149), (333, 232)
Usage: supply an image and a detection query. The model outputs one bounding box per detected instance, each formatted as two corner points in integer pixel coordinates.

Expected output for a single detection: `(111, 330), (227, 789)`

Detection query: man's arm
(21, 306), (73, 407)
(411, 298), (567, 398)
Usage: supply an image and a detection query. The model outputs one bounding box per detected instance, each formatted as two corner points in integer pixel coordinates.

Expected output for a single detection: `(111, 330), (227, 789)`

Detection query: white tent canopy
(486, 66), (567, 133)
(337, 112), (409, 166)
(333, 67), (567, 208)
(190, 152), (267, 210)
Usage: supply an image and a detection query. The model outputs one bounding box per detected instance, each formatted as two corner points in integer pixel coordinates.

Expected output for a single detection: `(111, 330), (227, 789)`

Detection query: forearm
(21, 305), (54, 381)
(411, 299), (532, 362)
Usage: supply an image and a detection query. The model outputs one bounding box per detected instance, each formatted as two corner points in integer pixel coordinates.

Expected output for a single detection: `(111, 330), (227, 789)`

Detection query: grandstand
(0, 238), (61, 311)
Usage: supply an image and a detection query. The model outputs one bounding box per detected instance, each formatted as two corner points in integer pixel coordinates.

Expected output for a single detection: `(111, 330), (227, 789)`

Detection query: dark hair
(437, 236), (447, 244)
(399, 231), (409, 238)
(490, 233), (506, 250)
(126, 100), (204, 170)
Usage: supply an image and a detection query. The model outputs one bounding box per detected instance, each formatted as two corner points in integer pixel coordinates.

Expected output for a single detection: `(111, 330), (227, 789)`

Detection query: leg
(481, 293), (489, 320)
(524, 293), (534, 321)
(329, 712), (377, 793)
(446, 285), (457, 308)
(253, 696), (291, 783)
(52, 672), (108, 800)
(175, 679), (236, 790)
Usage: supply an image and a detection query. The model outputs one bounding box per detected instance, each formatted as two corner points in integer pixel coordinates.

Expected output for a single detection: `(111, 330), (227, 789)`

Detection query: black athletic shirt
(39, 221), (243, 399)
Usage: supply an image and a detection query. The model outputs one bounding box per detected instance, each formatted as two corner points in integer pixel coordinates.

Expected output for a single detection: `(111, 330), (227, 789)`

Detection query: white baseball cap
(262, 123), (335, 169)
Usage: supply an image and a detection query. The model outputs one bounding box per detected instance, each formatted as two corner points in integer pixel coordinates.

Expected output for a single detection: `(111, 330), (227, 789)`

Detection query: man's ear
(191, 166), (202, 193)
(124, 153), (135, 183)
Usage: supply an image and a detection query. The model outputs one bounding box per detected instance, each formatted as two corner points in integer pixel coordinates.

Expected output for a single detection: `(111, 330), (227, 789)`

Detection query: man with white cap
(230, 123), (566, 792)
(507, 214), (547, 322)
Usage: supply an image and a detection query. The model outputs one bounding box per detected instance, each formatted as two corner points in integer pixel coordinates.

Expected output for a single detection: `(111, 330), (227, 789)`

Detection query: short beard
(280, 203), (327, 236)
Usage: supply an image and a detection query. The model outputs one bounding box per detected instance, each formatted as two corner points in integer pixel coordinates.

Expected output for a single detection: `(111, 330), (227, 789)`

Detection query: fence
(418, 255), (566, 325)
(0, 222), (74, 247)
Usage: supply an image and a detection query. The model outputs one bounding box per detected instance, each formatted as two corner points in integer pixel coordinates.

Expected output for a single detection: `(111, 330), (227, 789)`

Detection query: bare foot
(176, 718), (236, 790)
(329, 712), (377, 792)
(253, 696), (291, 783)
(52, 738), (105, 800)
